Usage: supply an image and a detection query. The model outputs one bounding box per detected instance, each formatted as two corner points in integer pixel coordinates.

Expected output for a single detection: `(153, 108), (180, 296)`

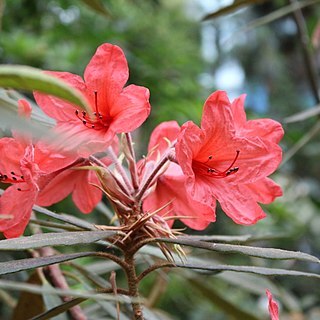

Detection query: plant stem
(124, 252), (144, 320)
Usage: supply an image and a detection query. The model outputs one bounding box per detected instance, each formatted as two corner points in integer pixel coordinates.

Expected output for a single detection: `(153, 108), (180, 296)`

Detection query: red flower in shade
(0, 137), (76, 238)
(175, 91), (283, 225)
(34, 43), (151, 157)
(266, 290), (279, 320)
(142, 121), (215, 230)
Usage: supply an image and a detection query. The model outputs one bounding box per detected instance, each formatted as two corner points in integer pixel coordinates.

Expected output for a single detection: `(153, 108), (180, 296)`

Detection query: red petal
(84, 44), (129, 111)
(144, 164), (215, 230)
(48, 122), (115, 157)
(266, 290), (280, 320)
(0, 138), (25, 179)
(212, 180), (266, 225)
(201, 90), (235, 136)
(246, 178), (282, 204)
(148, 121), (180, 160)
(34, 71), (88, 122)
(72, 170), (102, 213)
(109, 85), (151, 133)
(0, 184), (38, 238)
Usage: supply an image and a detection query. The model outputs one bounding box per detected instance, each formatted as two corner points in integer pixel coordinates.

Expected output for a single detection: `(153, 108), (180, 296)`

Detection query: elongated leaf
(202, 0), (268, 21)
(0, 231), (119, 251)
(284, 104), (320, 123)
(0, 65), (90, 112)
(81, 0), (111, 17)
(175, 263), (320, 279)
(0, 279), (132, 302)
(32, 205), (96, 231)
(0, 252), (96, 275)
(31, 297), (86, 320)
(187, 277), (260, 320)
(155, 238), (320, 263)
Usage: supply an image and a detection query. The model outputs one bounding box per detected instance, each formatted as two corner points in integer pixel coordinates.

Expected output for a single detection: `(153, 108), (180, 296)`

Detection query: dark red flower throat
(75, 91), (111, 130)
(192, 150), (240, 178)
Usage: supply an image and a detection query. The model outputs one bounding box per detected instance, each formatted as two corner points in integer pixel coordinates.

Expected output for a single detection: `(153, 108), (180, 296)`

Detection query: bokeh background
(0, 0), (320, 319)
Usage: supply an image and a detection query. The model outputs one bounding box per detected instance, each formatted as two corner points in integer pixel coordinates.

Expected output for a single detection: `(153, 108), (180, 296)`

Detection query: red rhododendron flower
(34, 43), (151, 157)
(266, 290), (279, 320)
(0, 137), (76, 238)
(175, 91), (283, 225)
(142, 121), (215, 230)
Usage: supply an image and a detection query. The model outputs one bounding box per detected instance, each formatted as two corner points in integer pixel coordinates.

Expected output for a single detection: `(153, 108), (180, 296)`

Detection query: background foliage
(0, 0), (320, 319)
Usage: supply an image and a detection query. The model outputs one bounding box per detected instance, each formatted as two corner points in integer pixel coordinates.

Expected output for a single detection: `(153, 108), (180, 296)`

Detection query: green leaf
(202, 0), (268, 21)
(0, 252), (96, 275)
(0, 65), (91, 112)
(175, 263), (320, 279)
(284, 104), (320, 123)
(81, 0), (111, 17)
(0, 231), (119, 251)
(0, 279), (131, 302)
(186, 277), (260, 320)
(155, 237), (320, 263)
(32, 297), (85, 320)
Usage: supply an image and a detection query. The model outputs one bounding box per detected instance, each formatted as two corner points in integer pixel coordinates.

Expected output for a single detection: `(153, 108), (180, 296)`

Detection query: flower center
(192, 150), (240, 178)
(75, 91), (111, 130)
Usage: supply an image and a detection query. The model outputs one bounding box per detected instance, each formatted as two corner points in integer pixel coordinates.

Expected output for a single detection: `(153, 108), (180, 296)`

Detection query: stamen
(74, 91), (111, 130)
(193, 150), (240, 178)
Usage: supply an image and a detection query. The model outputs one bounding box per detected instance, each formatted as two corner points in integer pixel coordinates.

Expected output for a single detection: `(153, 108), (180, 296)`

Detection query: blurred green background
(0, 0), (320, 319)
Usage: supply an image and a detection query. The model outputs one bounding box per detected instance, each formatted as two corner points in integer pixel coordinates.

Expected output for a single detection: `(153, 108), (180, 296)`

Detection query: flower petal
(144, 164), (215, 230)
(72, 170), (102, 213)
(212, 180), (266, 225)
(148, 121), (180, 160)
(246, 178), (282, 204)
(34, 71), (88, 122)
(84, 43), (129, 112)
(266, 290), (279, 320)
(109, 84), (151, 133)
(0, 184), (38, 238)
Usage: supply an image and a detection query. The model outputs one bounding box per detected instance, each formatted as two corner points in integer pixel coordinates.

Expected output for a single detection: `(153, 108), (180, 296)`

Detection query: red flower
(266, 290), (279, 320)
(34, 43), (151, 156)
(175, 91), (283, 225)
(0, 138), (76, 238)
(142, 121), (215, 230)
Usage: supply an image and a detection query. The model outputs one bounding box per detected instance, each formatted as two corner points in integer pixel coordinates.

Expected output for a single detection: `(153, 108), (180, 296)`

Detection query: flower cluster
(0, 43), (283, 239)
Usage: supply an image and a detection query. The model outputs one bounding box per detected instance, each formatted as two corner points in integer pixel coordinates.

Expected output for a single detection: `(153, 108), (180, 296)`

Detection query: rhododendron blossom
(175, 90), (283, 225)
(0, 137), (77, 238)
(142, 121), (215, 230)
(34, 43), (151, 156)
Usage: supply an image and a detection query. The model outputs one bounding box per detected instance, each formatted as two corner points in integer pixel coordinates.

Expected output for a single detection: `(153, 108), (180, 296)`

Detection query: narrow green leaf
(0, 231), (119, 251)
(284, 104), (320, 123)
(32, 205), (96, 231)
(0, 252), (96, 275)
(32, 297), (85, 320)
(155, 238), (320, 263)
(81, 0), (111, 17)
(175, 263), (320, 279)
(202, 0), (268, 21)
(0, 279), (131, 302)
(187, 277), (260, 320)
(0, 65), (91, 112)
